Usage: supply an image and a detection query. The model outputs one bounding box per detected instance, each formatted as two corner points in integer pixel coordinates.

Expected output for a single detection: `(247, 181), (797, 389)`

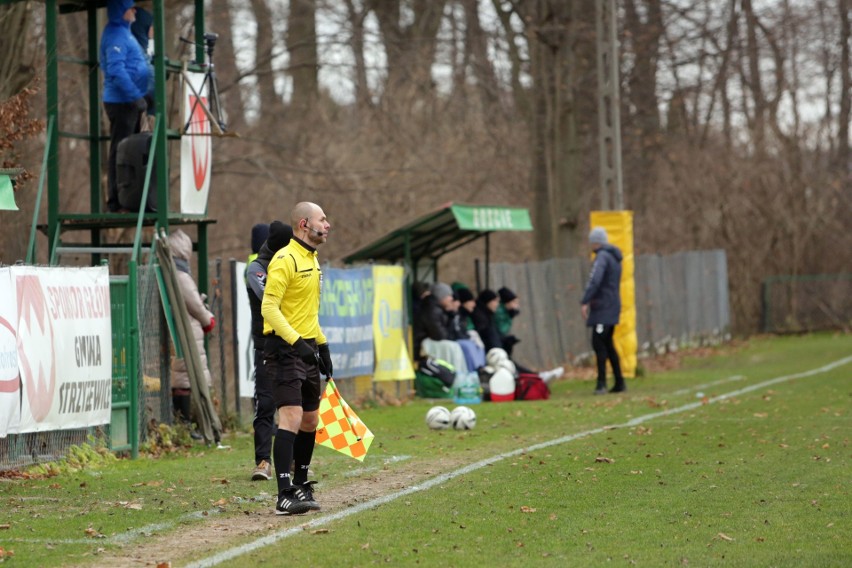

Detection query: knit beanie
(251, 223), (270, 254)
(430, 282), (453, 302)
(455, 287), (475, 304)
(267, 221), (293, 252)
(498, 287), (517, 304)
(589, 227), (608, 245)
(477, 289), (498, 304)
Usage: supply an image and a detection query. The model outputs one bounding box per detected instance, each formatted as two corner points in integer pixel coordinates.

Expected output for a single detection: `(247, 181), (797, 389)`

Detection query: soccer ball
(450, 406), (477, 430)
(425, 406), (451, 430)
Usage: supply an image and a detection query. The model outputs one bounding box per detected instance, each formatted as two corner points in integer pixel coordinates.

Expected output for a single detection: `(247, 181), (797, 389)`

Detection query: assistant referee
(261, 201), (333, 516)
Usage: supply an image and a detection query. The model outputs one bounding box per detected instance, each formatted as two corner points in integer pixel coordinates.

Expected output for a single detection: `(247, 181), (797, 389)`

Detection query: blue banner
(319, 267), (374, 378)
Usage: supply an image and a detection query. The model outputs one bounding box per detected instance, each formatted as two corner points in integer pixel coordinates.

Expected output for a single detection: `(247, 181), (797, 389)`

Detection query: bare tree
(287, 0), (319, 113)
(0, 3), (36, 100)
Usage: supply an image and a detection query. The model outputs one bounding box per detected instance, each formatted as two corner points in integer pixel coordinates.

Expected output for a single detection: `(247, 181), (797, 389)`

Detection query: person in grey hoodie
(581, 227), (626, 394)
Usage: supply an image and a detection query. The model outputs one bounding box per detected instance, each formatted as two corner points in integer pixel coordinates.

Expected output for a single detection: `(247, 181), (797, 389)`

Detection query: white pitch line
(670, 374), (745, 396)
(186, 354), (852, 568)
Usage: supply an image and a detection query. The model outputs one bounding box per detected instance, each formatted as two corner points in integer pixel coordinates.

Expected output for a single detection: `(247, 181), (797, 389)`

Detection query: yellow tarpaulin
(590, 210), (637, 378)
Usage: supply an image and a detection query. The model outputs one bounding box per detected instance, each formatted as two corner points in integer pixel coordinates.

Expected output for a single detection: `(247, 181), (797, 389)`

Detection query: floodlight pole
(595, 0), (625, 211)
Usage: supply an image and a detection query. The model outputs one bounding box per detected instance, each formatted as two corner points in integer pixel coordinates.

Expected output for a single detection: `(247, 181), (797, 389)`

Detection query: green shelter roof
(342, 202), (533, 265)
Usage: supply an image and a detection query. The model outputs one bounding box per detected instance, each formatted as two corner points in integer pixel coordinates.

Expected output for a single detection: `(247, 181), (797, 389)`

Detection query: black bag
(417, 357), (455, 387)
(117, 132), (158, 212)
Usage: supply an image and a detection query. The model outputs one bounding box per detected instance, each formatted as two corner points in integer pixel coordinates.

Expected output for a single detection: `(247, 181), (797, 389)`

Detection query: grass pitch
(1, 333), (850, 567)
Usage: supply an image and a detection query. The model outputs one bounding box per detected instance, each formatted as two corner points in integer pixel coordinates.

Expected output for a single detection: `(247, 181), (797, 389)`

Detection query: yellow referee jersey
(261, 238), (327, 345)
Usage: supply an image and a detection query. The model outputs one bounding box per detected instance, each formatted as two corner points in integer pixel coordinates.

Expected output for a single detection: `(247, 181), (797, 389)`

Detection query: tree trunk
(369, 0), (447, 97)
(287, 0), (319, 114)
(837, 0), (851, 168)
(249, 0), (280, 117)
(0, 3), (36, 100)
(343, 0), (371, 108)
(209, 0), (246, 129)
(520, 0), (581, 259)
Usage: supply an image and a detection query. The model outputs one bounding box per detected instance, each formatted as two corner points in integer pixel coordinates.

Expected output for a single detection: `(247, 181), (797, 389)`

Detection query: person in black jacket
(246, 221), (293, 480)
(581, 227), (625, 394)
(412, 282), (455, 357)
(470, 289), (502, 353)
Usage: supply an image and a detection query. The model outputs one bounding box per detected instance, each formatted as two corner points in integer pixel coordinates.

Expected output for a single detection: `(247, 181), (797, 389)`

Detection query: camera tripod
(180, 32), (228, 135)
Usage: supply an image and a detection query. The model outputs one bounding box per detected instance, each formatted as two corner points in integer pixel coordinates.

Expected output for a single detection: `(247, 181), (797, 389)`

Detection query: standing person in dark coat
(246, 221), (292, 481)
(581, 227), (625, 394)
(100, 0), (150, 212)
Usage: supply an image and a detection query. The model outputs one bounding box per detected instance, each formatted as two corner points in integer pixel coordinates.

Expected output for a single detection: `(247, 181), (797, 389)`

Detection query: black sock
(292, 429), (316, 485)
(273, 429), (296, 494)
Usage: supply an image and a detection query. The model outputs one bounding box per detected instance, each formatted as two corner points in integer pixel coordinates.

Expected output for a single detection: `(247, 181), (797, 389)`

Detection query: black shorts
(263, 336), (322, 412)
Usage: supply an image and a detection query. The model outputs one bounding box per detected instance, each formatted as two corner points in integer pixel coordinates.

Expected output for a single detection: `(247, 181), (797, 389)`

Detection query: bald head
(291, 202), (319, 227)
(291, 201), (330, 246)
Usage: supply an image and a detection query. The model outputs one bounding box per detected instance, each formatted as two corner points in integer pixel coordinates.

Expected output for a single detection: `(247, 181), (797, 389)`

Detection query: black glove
(292, 338), (319, 366)
(132, 97), (148, 113)
(318, 343), (333, 379)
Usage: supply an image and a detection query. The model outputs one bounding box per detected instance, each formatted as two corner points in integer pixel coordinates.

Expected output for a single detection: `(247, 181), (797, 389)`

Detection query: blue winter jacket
(100, 0), (148, 104)
(580, 244), (623, 326)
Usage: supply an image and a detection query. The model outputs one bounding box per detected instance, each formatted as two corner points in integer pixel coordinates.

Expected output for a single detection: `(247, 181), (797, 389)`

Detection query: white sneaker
(539, 366), (564, 384)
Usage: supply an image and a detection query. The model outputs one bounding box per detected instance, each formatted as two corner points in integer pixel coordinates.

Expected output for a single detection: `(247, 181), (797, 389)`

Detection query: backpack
(414, 357), (456, 399)
(515, 373), (550, 401)
(418, 357), (455, 387)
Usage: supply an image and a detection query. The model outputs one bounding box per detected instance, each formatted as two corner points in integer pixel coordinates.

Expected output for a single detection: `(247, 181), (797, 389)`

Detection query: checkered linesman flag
(315, 379), (374, 461)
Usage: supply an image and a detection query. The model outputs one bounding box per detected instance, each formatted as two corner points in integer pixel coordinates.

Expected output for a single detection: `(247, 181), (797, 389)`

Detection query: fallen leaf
(157, 562), (172, 568)
(0, 524), (10, 530)
(753, 413), (768, 418)
(516, 541), (525, 547)
(717, 533), (734, 542)
(595, 457), (615, 464)
(84, 527), (105, 539)
(212, 498), (228, 507)
(311, 529), (329, 534)
(124, 502), (143, 510)
(361, 543), (370, 550)
(549, 514), (557, 521)
(520, 506), (537, 513)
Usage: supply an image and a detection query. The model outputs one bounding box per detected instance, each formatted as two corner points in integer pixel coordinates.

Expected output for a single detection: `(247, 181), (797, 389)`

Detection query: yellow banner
(372, 266), (415, 381)
(589, 211), (637, 378)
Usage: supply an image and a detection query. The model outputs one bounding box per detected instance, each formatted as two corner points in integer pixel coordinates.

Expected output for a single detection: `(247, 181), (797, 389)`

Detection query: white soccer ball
(450, 406), (477, 430)
(425, 406), (451, 430)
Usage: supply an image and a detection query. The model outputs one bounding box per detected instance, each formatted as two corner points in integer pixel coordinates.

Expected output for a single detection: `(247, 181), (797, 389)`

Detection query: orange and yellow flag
(315, 379), (374, 461)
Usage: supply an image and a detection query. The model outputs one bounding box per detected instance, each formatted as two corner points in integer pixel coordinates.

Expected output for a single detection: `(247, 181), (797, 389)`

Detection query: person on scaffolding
(100, 0), (150, 212)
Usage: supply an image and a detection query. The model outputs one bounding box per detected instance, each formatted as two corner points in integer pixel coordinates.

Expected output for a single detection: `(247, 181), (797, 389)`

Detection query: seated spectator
(496, 286), (521, 356)
(415, 282), (485, 377)
(455, 286), (476, 332)
(478, 286), (565, 384)
(471, 289), (502, 353)
(413, 281), (454, 357)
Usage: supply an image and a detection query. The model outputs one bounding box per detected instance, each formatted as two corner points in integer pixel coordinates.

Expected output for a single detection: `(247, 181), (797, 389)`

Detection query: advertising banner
(13, 266), (112, 432)
(180, 71), (212, 215)
(372, 265), (414, 381)
(0, 268), (20, 437)
(319, 267), (374, 378)
(234, 261), (256, 399)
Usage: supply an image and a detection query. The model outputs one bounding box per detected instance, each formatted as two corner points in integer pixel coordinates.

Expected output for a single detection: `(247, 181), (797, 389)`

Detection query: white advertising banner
(0, 268), (21, 438)
(234, 261), (256, 398)
(180, 70), (213, 215)
(13, 266), (112, 432)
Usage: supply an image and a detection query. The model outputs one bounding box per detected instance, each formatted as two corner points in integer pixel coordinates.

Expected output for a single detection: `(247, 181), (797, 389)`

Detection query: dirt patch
(72, 457), (467, 567)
